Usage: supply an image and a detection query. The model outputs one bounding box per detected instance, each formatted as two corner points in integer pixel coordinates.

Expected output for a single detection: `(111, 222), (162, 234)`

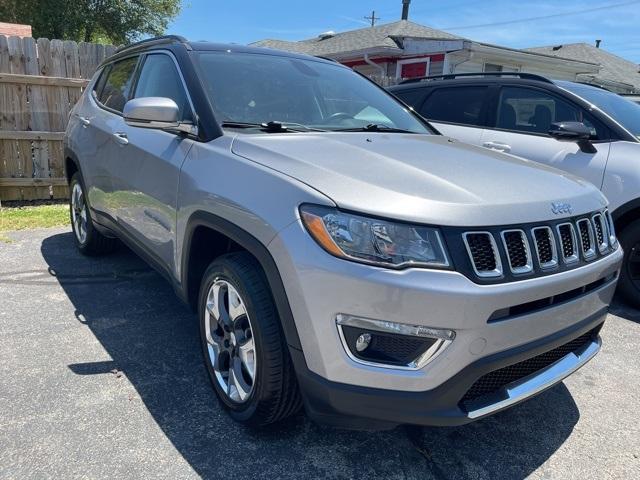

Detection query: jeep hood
(231, 133), (607, 226)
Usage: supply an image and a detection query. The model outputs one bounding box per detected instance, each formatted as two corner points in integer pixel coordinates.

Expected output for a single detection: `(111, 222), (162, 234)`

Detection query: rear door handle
(112, 132), (129, 146)
(482, 141), (511, 153)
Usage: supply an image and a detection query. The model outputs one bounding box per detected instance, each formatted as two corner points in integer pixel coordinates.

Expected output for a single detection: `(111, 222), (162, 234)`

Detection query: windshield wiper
(221, 120), (326, 132)
(332, 123), (417, 134)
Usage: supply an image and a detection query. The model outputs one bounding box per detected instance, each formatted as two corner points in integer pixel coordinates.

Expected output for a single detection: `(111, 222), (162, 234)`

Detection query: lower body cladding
(270, 221), (623, 429)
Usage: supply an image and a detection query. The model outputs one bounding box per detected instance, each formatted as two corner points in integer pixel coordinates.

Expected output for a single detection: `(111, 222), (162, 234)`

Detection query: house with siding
(252, 20), (600, 85)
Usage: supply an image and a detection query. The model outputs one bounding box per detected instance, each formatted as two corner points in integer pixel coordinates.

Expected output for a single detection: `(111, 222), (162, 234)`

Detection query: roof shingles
(252, 20), (462, 58)
(527, 43), (640, 91)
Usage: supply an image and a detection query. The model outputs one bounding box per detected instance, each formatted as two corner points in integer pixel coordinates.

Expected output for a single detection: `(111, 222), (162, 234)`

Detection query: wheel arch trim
(181, 210), (303, 351)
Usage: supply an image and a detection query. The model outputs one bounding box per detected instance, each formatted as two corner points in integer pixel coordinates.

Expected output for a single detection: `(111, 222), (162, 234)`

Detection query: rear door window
(420, 86), (488, 126)
(98, 56), (139, 113)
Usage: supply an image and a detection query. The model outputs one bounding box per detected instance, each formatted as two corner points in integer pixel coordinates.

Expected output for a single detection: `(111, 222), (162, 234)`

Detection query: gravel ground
(1, 227), (639, 480)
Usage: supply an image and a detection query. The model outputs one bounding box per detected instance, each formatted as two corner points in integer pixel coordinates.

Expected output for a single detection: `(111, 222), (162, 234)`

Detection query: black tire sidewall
(619, 219), (640, 307)
(198, 256), (272, 422)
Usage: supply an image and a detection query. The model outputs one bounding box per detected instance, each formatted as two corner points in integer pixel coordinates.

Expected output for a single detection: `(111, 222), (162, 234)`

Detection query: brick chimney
(0, 22), (32, 38)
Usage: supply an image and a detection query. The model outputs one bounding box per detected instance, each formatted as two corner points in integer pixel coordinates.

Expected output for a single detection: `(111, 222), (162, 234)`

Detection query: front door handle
(112, 132), (129, 146)
(75, 114), (91, 126)
(482, 141), (511, 153)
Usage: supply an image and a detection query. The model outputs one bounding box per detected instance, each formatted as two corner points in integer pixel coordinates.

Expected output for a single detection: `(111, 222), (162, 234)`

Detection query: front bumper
(291, 310), (604, 429)
(269, 220), (622, 427)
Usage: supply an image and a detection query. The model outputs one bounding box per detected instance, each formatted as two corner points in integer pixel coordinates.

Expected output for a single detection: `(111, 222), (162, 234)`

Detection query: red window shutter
(401, 62), (427, 78)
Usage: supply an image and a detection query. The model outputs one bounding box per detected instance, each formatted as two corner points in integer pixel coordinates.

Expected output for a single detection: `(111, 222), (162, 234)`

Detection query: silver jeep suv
(64, 36), (622, 430)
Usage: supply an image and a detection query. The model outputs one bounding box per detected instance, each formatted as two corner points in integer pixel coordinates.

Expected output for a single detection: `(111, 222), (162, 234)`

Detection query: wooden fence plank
(0, 131), (64, 140)
(0, 72), (87, 87)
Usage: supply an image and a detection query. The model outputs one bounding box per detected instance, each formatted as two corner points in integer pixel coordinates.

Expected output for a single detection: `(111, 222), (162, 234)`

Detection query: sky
(167, 0), (640, 63)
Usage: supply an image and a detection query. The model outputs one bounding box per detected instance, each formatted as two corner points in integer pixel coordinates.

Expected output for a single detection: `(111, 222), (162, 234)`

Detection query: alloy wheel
(204, 278), (256, 403)
(71, 182), (88, 244)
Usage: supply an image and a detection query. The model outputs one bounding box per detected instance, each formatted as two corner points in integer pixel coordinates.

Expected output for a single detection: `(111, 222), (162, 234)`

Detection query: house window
(484, 63), (503, 73)
(401, 61), (428, 78)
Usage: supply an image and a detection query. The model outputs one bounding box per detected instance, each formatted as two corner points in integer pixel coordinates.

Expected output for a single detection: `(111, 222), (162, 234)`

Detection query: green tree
(0, 0), (182, 44)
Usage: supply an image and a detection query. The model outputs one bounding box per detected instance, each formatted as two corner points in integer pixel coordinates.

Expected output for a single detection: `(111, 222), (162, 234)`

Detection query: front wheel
(198, 252), (302, 426)
(618, 219), (640, 308)
(69, 172), (117, 255)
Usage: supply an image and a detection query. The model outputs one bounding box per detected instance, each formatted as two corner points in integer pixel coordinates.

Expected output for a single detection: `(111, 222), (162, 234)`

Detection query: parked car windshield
(194, 52), (431, 133)
(557, 81), (640, 139)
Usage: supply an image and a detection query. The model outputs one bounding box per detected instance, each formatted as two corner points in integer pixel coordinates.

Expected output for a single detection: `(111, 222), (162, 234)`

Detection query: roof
(252, 20), (463, 58)
(104, 37), (339, 67)
(526, 43), (640, 92)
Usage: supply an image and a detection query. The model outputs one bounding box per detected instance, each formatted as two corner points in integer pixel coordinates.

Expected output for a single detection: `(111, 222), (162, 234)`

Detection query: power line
(442, 0), (640, 30)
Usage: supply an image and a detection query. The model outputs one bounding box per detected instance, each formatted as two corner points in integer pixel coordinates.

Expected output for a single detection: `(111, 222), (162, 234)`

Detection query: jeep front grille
(459, 210), (615, 282)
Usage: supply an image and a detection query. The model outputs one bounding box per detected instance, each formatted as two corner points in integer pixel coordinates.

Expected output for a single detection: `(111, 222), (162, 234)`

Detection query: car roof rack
(399, 72), (553, 85)
(114, 35), (190, 55)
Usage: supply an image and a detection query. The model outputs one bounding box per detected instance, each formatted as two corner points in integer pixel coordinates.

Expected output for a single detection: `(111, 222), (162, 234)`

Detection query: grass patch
(0, 204), (70, 232)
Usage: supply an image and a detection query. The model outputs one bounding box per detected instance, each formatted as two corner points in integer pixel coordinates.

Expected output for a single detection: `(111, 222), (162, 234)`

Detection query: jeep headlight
(300, 205), (450, 269)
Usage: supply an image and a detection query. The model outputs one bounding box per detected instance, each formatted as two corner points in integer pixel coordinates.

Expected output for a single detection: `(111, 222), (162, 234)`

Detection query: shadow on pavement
(609, 297), (640, 324)
(42, 231), (580, 479)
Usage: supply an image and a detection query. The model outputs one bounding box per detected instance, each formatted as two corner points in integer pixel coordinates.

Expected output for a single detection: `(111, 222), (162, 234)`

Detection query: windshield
(194, 52), (431, 133)
(558, 81), (640, 138)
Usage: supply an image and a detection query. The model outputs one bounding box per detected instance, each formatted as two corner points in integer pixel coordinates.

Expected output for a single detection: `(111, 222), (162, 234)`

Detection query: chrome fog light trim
(336, 314), (455, 371)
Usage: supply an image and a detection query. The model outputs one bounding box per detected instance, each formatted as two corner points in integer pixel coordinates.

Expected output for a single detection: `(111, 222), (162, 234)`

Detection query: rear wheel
(618, 219), (640, 308)
(198, 252), (302, 426)
(69, 172), (117, 255)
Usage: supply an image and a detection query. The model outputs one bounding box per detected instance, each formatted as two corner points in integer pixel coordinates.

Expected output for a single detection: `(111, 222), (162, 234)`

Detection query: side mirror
(548, 121), (597, 153)
(124, 97), (195, 134)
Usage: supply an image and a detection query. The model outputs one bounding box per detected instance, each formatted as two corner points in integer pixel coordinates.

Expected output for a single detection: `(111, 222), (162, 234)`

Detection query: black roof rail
(114, 35), (190, 55)
(399, 72), (554, 85)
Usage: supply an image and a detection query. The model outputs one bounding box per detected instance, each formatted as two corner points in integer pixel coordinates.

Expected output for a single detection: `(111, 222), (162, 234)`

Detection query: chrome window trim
(556, 223), (579, 264)
(463, 232), (503, 278)
(335, 314), (454, 371)
(531, 226), (558, 269)
(591, 213), (609, 254)
(577, 218), (597, 260)
(500, 229), (533, 274)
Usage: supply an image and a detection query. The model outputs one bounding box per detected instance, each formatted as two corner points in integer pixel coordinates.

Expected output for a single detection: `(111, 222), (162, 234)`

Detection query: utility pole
(364, 10), (380, 27)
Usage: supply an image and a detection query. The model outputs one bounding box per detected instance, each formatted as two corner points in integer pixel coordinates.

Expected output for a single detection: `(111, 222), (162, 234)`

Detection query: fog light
(355, 333), (372, 352)
(336, 314), (455, 370)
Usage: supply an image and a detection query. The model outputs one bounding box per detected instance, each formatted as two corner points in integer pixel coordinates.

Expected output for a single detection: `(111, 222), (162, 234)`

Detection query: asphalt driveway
(1, 227), (639, 479)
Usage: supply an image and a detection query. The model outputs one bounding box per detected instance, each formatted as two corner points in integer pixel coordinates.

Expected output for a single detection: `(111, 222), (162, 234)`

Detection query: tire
(618, 219), (640, 309)
(198, 252), (302, 426)
(69, 172), (117, 256)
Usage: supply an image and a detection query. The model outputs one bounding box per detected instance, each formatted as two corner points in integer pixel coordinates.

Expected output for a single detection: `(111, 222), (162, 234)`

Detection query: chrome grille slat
(531, 226), (558, 269)
(577, 218), (596, 259)
(501, 230), (533, 274)
(556, 223), (579, 264)
(463, 232), (502, 278)
(591, 213), (609, 254)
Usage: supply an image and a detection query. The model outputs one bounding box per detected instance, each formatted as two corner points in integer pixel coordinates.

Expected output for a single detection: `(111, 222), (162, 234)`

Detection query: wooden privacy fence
(0, 36), (117, 201)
